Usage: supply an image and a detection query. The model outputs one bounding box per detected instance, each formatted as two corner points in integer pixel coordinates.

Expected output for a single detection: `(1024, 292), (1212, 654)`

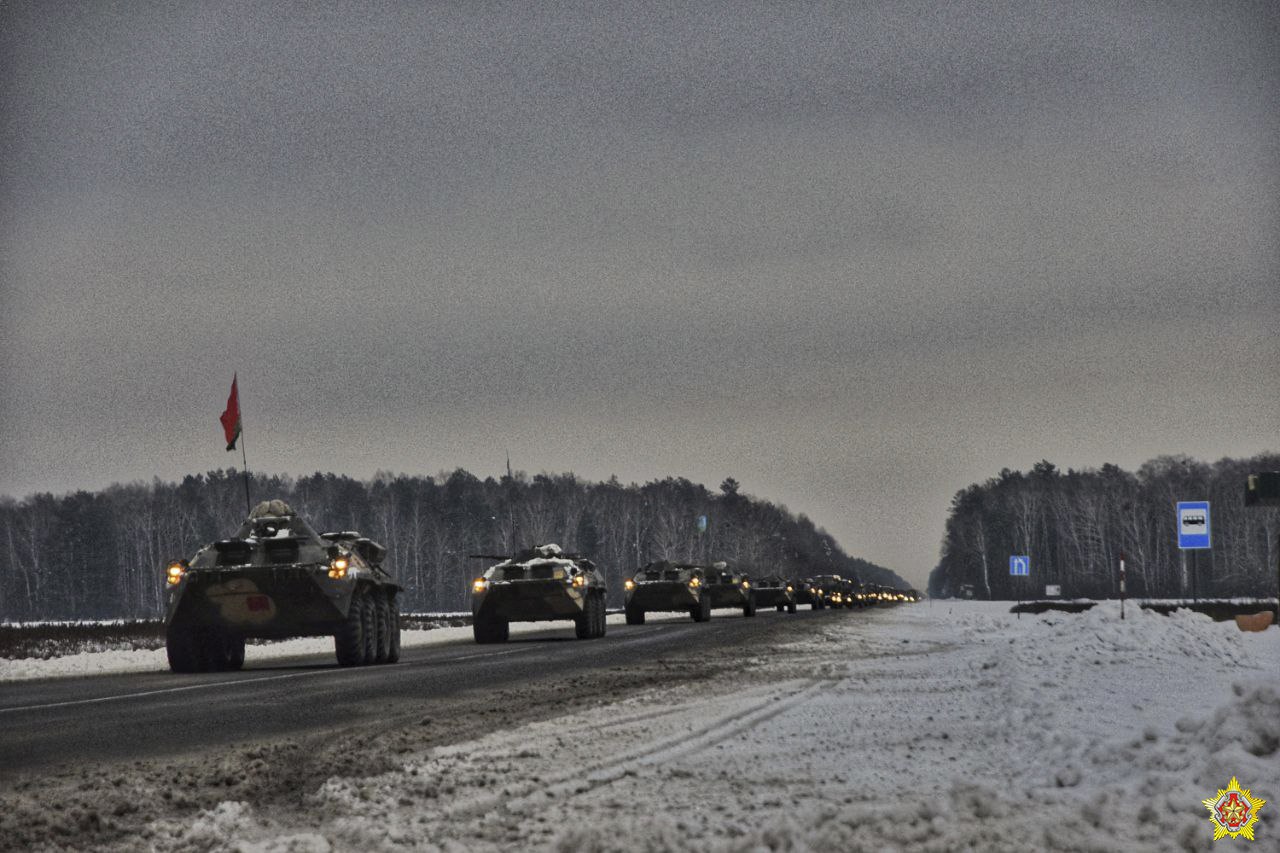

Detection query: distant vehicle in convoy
(163, 499), (401, 672)
(750, 574), (798, 613)
(470, 545), (607, 643)
(794, 577), (825, 610)
(703, 561), (757, 617)
(806, 574), (861, 610)
(624, 560), (711, 624)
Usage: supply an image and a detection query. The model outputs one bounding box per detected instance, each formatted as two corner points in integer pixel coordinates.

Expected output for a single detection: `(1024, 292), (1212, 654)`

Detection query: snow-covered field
(7, 603), (1277, 852)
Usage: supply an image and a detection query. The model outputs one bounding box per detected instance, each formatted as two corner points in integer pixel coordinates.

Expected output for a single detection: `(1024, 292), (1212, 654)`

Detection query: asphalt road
(0, 607), (851, 779)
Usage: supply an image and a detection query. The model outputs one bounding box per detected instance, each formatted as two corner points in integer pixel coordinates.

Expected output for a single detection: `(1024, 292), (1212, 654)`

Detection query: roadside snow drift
(112, 601), (1278, 853)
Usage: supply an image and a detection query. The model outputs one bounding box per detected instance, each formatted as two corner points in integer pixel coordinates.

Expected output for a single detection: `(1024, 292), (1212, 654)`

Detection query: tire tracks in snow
(439, 678), (826, 821)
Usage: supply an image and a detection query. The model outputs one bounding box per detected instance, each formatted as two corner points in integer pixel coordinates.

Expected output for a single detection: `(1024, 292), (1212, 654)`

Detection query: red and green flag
(220, 375), (242, 451)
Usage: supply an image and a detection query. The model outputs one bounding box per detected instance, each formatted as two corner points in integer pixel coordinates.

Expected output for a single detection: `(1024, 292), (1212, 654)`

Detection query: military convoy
(163, 500), (401, 672)
(469, 544), (608, 642)
(162, 499), (918, 668)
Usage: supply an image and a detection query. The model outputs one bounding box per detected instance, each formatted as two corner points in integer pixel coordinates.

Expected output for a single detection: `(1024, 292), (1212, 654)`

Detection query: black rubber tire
(813, 598), (824, 611)
(359, 590), (377, 664)
(596, 594), (607, 638)
(625, 604), (645, 625)
(692, 592), (711, 622)
(166, 623), (200, 673)
(744, 593), (757, 618)
(474, 613), (508, 644)
(222, 634), (246, 670)
(575, 597), (593, 639)
(776, 603), (785, 613)
(373, 589), (391, 664)
(788, 600), (798, 614)
(334, 588), (366, 666)
(385, 593), (401, 663)
(197, 628), (225, 671)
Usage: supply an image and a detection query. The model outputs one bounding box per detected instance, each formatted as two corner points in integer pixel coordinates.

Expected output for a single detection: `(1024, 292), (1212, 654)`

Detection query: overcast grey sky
(2, 1), (1277, 588)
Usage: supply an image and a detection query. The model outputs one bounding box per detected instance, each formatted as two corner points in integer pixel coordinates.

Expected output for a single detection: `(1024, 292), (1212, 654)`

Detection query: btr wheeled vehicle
(794, 577), (825, 610)
(750, 574), (798, 613)
(470, 544), (607, 643)
(703, 561), (757, 617)
(163, 499), (401, 672)
(624, 560), (711, 624)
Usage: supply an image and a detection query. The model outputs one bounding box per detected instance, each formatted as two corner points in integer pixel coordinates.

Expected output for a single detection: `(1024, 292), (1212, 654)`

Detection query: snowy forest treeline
(928, 453), (1280, 600)
(0, 469), (904, 621)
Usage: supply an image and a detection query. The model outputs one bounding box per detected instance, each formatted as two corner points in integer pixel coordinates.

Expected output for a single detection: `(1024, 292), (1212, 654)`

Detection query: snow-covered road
(118, 601), (1277, 853)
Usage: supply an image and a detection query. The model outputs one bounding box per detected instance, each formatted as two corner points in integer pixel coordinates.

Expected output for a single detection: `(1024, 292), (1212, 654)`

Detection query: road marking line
(3, 621), (687, 715)
(0, 646), (534, 715)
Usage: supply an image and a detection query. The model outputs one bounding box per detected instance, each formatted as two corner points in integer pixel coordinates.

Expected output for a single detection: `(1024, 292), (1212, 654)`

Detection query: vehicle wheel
(788, 601), (798, 614)
(359, 589), (378, 664)
(373, 589), (391, 664)
(222, 633), (246, 670)
(744, 593), (757, 618)
(813, 598), (824, 611)
(776, 603), (785, 613)
(576, 596), (595, 640)
(385, 593), (401, 663)
(596, 594), (607, 638)
(196, 628), (226, 671)
(334, 588), (366, 666)
(474, 613), (508, 644)
(692, 593), (711, 623)
(626, 603), (645, 625)
(166, 623), (200, 673)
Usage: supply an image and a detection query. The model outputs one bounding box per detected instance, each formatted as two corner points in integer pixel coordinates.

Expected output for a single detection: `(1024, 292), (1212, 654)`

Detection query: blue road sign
(1009, 555), (1030, 576)
(1176, 501), (1211, 550)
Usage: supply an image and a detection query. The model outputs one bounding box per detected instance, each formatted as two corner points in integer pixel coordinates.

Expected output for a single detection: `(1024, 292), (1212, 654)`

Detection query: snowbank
(0, 612), (691, 682)
(135, 601), (1276, 852)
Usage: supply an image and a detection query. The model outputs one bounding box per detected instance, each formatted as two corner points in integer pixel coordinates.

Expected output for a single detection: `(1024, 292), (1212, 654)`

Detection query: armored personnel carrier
(624, 560), (711, 624)
(794, 577), (825, 610)
(470, 544), (607, 643)
(751, 574), (798, 613)
(163, 500), (401, 672)
(703, 561), (757, 617)
(810, 574), (854, 609)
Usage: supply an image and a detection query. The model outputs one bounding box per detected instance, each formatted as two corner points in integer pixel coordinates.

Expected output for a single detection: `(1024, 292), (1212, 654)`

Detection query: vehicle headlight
(689, 578), (701, 588)
(572, 575), (586, 588)
(624, 579), (636, 591)
(328, 556), (350, 580)
(785, 585), (793, 593)
(166, 561), (186, 586)
(472, 577), (488, 594)
(741, 580), (750, 589)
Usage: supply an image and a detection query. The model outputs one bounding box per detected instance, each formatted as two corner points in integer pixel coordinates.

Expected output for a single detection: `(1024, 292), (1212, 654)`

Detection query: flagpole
(240, 428), (251, 516)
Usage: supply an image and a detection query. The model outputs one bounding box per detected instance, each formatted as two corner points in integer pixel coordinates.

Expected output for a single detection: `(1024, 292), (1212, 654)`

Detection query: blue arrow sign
(1176, 501), (1210, 550)
(1009, 555), (1030, 576)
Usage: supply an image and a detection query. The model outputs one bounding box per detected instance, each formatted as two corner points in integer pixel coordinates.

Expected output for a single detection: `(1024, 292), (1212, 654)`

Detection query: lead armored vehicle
(470, 544), (607, 643)
(751, 574), (798, 613)
(624, 561), (711, 624)
(703, 561), (757, 617)
(163, 499), (401, 672)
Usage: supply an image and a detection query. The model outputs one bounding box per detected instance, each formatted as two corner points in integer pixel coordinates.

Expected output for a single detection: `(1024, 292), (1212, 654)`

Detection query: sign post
(1176, 501), (1210, 602)
(1010, 555), (1030, 617)
(1119, 552), (1126, 621)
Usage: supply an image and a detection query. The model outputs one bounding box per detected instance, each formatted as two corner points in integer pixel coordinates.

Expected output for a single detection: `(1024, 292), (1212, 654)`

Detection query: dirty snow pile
(126, 601), (1277, 853)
